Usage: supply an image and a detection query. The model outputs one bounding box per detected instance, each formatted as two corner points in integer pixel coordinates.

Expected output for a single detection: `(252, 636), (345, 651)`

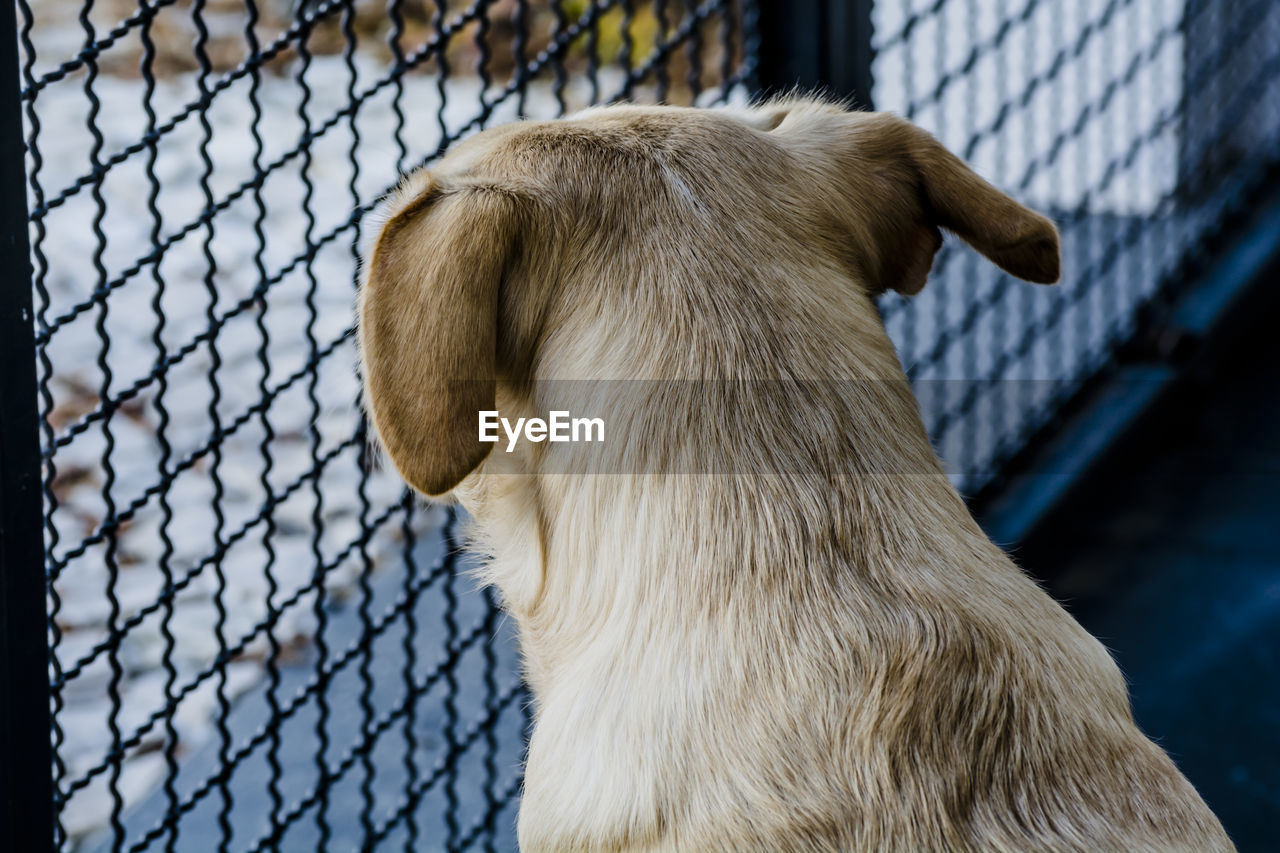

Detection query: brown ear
(358, 177), (519, 497)
(881, 115), (1060, 291)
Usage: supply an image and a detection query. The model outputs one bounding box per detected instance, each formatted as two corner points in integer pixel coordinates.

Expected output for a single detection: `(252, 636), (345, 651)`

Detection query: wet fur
(356, 100), (1233, 852)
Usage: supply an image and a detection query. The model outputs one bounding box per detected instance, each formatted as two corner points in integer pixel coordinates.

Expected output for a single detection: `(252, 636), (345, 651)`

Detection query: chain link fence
(10, 1), (753, 849)
(871, 0), (1280, 493)
(3, 0), (1279, 850)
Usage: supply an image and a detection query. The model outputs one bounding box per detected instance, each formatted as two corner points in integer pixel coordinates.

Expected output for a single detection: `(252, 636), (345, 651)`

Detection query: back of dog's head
(357, 99), (1060, 496)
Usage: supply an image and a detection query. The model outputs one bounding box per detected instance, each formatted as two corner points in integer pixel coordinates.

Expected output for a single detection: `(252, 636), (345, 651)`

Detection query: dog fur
(356, 99), (1234, 852)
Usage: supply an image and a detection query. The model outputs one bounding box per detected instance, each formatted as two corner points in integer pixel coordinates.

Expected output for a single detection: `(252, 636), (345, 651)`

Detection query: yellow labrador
(357, 100), (1233, 852)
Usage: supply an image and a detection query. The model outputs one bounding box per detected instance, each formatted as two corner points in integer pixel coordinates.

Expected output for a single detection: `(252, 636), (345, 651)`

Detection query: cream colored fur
(356, 100), (1234, 852)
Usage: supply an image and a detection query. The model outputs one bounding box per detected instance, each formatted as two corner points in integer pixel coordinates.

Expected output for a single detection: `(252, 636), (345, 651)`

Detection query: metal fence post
(754, 0), (874, 108)
(0, 0), (54, 850)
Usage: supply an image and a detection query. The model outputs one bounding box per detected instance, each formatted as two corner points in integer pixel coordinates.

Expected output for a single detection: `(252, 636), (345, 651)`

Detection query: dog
(356, 99), (1234, 852)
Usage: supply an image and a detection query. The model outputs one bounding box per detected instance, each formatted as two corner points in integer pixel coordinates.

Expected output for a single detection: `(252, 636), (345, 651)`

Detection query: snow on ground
(31, 52), (563, 846)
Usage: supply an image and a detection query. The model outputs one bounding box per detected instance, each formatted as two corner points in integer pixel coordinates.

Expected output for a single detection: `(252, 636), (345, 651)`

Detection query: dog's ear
(358, 177), (520, 497)
(871, 115), (1060, 295)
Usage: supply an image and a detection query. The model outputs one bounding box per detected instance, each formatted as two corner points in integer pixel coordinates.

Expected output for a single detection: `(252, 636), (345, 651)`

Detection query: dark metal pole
(754, 0), (874, 109)
(0, 0), (55, 850)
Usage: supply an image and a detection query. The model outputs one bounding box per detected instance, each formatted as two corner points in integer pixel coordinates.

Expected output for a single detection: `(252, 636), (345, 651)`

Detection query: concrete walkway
(1020, 332), (1280, 852)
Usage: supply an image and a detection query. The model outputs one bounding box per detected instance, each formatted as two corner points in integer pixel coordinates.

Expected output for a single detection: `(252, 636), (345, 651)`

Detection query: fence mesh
(11, 0), (1280, 850)
(871, 0), (1280, 492)
(17, 1), (752, 849)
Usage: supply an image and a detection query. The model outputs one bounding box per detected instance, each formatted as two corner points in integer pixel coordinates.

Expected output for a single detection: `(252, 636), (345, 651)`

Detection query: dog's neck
(459, 350), (1019, 697)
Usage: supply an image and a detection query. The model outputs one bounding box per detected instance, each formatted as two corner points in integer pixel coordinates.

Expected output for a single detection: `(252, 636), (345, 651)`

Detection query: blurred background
(3, 0), (1277, 850)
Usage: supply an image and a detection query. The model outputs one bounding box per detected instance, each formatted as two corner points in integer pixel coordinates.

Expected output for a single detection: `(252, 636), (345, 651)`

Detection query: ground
(1021, 328), (1280, 852)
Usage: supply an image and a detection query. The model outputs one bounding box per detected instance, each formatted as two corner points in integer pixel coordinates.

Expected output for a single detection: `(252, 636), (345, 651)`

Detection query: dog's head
(357, 100), (1059, 497)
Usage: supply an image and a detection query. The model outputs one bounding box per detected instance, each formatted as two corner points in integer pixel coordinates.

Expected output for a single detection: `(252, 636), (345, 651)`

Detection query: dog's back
(358, 100), (1234, 851)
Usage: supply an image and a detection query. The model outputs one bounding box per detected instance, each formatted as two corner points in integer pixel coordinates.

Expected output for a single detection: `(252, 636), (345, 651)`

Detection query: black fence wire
(871, 0), (1280, 492)
(7, 2), (755, 850)
(1, 0), (1278, 850)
